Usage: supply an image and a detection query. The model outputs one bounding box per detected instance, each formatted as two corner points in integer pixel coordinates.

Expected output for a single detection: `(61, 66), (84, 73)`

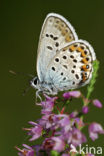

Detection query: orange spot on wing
(81, 51), (86, 57)
(82, 73), (87, 82)
(81, 58), (88, 64)
(77, 47), (84, 53)
(81, 65), (88, 71)
(65, 35), (72, 42)
(69, 45), (76, 51)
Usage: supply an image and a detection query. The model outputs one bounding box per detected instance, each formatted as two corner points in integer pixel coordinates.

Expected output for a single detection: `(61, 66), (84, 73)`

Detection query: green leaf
(51, 150), (59, 156)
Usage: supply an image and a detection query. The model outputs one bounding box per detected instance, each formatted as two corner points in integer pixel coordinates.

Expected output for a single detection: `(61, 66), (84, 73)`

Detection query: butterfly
(30, 13), (96, 96)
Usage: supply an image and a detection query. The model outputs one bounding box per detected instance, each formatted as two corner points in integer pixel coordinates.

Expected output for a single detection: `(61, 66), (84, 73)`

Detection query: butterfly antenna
(9, 70), (34, 95)
(9, 70), (34, 78)
(9, 70), (17, 75)
(23, 86), (31, 96)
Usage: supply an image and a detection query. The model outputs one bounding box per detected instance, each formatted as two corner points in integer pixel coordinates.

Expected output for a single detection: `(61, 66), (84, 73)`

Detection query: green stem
(86, 60), (99, 100)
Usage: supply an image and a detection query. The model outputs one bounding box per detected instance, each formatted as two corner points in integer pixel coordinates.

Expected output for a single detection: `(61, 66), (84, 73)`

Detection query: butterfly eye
(33, 78), (38, 85)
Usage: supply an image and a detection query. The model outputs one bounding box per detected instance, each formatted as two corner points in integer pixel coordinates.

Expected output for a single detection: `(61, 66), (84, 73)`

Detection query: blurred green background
(0, 0), (104, 155)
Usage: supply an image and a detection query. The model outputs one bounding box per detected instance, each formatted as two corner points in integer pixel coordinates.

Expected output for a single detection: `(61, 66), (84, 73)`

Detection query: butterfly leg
(36, 90), (42, 101)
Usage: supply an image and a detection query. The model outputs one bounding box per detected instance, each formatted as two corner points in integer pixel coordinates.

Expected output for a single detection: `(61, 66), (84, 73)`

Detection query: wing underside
(36, 13), (78, 81)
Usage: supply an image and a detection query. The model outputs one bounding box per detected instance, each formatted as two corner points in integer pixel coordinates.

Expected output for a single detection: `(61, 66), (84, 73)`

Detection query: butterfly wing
(36, 13), (78, 82)
(45, 40), (96, 91)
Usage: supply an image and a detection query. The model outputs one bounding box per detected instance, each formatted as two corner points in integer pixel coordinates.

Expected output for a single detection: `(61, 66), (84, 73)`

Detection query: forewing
(45, 40), (96, 90)
(36, 13), (78, 81)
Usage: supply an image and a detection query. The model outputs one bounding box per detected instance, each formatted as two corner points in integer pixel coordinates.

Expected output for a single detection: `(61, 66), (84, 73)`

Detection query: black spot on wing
(73, 59), (77, 63)
(63, 55), (67, 59)
(51, 67), (55, 71)
(46, 34), (49, 37)
(75, 74), (79, 79)
(71, 70), (75, 73)
(47, 46), (53, 50)
(55, 58), (59, 62)
(54, 37), (58, 40)
(55, 42), (59, 47)
(63, 77), (66, 80)
(63, 65), (68, 69)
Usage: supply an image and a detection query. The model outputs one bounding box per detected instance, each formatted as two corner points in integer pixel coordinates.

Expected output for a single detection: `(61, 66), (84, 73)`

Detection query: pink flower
(63, 91), (81, 99)
(28, 122), (43, 141)
(82, 106), (89, 114)
(52, 137), (65, 152)
(67, 128), (87, 147)
(39, 114), (57, 129)
(86, 154), (95, 156)
(54, 114), (71, 133)
(92, 99), (102, 108)
(16, 89), (104, 155)
(42, 138), (54, 150)
(62, 154), (70, 156)
(17, 144), (34, 156)
(89, 122), (104, 141)
(70, 111), (78, 118)
(40, 94), (58, 114)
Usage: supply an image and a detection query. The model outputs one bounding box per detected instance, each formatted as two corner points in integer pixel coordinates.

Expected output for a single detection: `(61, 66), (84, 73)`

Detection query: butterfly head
(30, 76), (39, 89)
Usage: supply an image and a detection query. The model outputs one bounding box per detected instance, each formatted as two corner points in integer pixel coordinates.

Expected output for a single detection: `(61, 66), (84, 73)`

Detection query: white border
(66, 39), (96, 61)
(45, 13), (78, 40)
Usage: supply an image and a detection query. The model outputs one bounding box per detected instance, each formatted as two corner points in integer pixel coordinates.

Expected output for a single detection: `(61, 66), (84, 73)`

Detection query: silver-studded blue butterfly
(30, 13), (96, 96)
